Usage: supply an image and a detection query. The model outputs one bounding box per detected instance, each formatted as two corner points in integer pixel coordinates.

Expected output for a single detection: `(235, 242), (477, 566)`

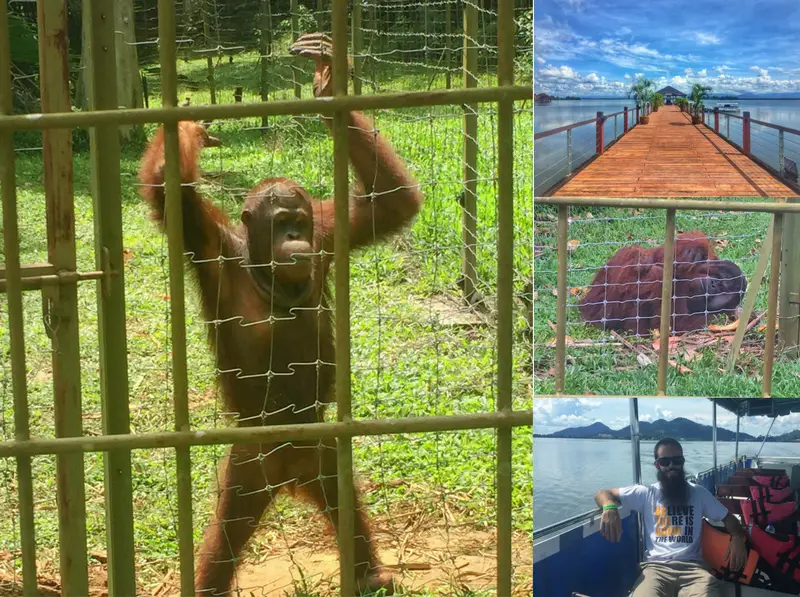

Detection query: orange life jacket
(742, 497), (797, 528)
(750, 484), (793, 504)
(750, 523), (800, 583)
(753, 475), (790, 490)
(701, 521), (759, 584)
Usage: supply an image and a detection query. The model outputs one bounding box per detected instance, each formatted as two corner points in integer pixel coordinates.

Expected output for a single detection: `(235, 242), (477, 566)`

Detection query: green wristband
(603, 504), (619, 511)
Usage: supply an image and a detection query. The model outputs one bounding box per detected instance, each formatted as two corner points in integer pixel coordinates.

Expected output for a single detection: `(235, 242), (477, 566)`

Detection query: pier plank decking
(552, 106), (798, 198)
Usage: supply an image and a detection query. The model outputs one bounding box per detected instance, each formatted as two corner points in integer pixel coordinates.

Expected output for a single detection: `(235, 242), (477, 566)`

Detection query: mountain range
(535, 417), (800, 442)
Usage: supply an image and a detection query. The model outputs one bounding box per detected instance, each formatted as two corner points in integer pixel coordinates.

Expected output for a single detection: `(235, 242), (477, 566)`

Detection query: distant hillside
(537, 417), (773, 441)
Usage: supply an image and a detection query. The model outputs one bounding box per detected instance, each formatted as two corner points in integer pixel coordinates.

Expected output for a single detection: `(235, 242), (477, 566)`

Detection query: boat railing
(700, 108), (800, 187)
(695, 455), (749, 494)
(532, 506), (603, 540)
(534, 104), (647, 195)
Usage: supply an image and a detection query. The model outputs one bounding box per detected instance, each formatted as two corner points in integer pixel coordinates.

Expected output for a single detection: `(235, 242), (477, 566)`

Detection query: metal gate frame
(0, 0), (533, 595)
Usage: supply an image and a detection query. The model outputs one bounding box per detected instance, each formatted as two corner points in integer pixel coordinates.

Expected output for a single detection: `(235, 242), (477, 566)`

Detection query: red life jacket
(701, 521), (759, 584)
(750, 523), (800, 583)
(750, 484), (793, 504)
(753, 475), (790, 490)
(742, 497), (797, 527)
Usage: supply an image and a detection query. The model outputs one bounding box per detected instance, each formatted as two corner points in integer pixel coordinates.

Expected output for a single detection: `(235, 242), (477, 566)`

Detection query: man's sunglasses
(656, 456), (685, 467)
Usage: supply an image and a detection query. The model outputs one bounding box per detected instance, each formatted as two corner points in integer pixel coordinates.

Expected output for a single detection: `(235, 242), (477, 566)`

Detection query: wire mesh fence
(0, 0), (532, 596)
(532, 204), (792, 397)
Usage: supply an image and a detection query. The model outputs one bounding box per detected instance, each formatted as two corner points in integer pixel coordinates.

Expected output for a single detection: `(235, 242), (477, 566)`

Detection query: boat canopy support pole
(713, 401), (718, 472)
(735, 407), (740, 462)
(629, 398), (642, 484)
(756, 417), (777, 460)
(629, 398), (643, 564)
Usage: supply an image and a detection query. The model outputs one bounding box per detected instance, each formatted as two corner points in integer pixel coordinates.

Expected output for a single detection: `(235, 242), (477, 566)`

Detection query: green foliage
(652, 93), (664, 109)
(8, 12), (38, 66)
(690, 83), (713, 115)
(515, 9), (533, 82)
(628, 77), (655, 109)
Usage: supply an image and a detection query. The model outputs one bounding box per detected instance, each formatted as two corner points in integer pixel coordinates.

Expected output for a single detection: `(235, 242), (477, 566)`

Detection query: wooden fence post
(780, 196), (800, 358)
(596, 111), (604, 155)
(744, 111), (751, 156)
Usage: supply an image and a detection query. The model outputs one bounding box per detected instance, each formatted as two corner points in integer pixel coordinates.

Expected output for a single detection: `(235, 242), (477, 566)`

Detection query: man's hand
(725, 535), (747, 571)
(600, 508), (623, 543)
(289, 33), (353, 98)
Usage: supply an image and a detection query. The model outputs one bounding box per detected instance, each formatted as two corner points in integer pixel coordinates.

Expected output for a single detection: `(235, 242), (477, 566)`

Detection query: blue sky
(534, 0), (800, 96)
(534, 398), (800, 437)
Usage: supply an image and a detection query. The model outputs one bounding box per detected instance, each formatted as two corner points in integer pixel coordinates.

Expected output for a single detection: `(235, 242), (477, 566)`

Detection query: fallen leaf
(586, 212), (594, 219)
(533, 291), (539, 301)
(709, 320), (739, 332)
(567, 239), (581, 251)
(569, 286), (586, 296)
(552, 288), (558, 297)
(637, 353), (653, 367)
(668, 360), (692, 374)
(652, 336), (681, 352)
(758, 323), (779, 332)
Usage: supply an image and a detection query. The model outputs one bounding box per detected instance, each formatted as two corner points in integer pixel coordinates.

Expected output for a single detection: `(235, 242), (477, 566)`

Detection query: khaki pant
(630, 561), (723, 597)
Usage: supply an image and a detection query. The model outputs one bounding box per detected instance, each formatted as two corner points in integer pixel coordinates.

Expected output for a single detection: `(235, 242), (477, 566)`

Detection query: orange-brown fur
(578, 231), (746, 335)
(139, 83), (422, 594)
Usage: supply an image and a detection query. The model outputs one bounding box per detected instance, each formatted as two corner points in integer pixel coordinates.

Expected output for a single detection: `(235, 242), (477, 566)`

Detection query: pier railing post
(636, 105), (639, 123)
(744, 111), (751, 156)
(624, 106), (629, 133)
(596, 111), (604, 155)
(779, 129), (785, 174)
(567, 129), (572, 175)
(714, 108), (719, 134)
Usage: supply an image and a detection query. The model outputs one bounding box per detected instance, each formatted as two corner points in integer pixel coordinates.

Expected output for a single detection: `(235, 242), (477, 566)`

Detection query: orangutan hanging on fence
(139, 33), (423, 595)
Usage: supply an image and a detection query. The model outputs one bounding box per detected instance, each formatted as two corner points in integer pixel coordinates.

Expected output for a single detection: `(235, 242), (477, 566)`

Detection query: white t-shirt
(619, 482), (730, 562)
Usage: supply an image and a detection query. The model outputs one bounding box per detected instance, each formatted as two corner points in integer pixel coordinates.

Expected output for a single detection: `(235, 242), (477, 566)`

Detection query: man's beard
(658, 468), (690, 505)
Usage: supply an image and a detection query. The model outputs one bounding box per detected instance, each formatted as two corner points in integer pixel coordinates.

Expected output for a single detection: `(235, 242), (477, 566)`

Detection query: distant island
(534, 417), (800, 443)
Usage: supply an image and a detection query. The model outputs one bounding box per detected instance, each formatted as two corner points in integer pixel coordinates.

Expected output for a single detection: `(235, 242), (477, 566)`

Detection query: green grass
(0, 52), (532, 596)
(533, 201), (800, 397)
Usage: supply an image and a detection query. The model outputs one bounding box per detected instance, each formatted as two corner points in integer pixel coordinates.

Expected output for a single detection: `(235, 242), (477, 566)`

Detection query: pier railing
(701, 108), (800, 186)
(534, 103), (648, 196)
(699, 107), (800, 353)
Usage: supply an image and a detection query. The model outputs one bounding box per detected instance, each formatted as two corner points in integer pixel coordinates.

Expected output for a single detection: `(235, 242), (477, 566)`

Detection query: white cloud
(714, 65), (729, 74)
(655, 406), (673, 420)
(624, 73), (631, 79)
(671, 75), (688, 87)
(585, 72), (600, 83)
(618, 26), (632, 36)
(697, 68), (708, 77)
(634, 72), (644, 78)
(539, 65), (580, 80)
(685, 67), (694, 76)
(536, 56), (546, 65)
(695, 32), (721, 45)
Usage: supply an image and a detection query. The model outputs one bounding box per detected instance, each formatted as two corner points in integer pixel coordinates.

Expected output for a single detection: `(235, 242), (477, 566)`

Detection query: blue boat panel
(534, 515), (640, 597)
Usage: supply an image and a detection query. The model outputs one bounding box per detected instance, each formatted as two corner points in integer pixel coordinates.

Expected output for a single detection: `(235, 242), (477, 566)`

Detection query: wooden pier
(552, 105), (798, 198)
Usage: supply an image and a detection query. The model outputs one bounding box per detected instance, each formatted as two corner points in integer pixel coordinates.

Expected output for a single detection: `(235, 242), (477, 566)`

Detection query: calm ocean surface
(534, 99), (800, 196)
(533, 437), (800, 530)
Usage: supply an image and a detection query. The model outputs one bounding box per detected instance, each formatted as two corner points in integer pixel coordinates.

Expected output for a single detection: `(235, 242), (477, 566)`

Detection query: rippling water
(534, 99), (800, 196)
(533, 437), (800, 529)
